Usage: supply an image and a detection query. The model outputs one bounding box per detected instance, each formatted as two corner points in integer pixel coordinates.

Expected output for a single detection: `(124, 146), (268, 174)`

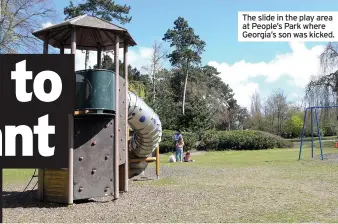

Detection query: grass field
(3, 141), (338, 222)
(143, 143), (338, 222)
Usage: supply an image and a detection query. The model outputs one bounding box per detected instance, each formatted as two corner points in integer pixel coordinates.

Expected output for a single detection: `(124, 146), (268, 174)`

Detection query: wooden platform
(74, 109), (114, 115)
(129, 157), (156, 163)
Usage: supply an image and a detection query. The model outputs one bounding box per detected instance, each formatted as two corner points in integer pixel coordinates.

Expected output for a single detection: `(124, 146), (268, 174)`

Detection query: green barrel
(75, 69), (115, 112)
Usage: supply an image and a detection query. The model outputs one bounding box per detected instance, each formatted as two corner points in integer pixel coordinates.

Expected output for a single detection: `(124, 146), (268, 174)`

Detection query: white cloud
(129, 47), (153, 72)
(41, 22), (53, 28)
(290, 92), (300, 98)
(208, 41), (328, 109)
(235, 83), (260, 109)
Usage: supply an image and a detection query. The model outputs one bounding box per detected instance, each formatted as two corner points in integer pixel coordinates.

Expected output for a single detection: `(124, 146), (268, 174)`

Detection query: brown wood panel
(43, 169), (69, 203)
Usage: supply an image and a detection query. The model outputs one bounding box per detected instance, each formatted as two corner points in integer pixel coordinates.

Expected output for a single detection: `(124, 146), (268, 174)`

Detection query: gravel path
(3, 163), (215, 223)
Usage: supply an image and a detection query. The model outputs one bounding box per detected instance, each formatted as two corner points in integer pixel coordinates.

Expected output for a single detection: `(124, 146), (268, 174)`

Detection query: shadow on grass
(2, 189), (114, 208)
(2, 189), (69, 209)
(132, 177), (156, 182)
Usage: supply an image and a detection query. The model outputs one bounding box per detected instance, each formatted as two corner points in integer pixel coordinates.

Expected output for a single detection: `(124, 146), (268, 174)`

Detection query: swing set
(298, 105), (338, 160)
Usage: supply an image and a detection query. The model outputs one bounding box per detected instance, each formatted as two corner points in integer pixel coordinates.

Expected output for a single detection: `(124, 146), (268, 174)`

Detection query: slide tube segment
(127, 91), (162, 178)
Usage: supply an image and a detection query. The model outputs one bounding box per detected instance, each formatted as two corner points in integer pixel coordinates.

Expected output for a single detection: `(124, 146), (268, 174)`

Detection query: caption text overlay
(0, 54), (74, 168)
(238, 11), (338, 42)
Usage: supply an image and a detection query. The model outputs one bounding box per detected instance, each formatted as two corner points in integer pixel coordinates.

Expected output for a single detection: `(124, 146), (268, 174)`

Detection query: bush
(199, 130), (292, 151)
(321, 126), (336, 137)
(158, 129), (292, 153)
(254, 131), (293, 148)
(158, 130), (175, 153)
(180, 131), (198, 151)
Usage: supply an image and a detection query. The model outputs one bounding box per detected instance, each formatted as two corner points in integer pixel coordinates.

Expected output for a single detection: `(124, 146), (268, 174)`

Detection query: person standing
(173, 130), (182, 145)
(173, 130), (183, 160)
(175, 136), (184, 162)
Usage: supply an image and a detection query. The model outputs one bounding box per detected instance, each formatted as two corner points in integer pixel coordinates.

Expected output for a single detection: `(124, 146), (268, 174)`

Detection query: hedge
(199, 130), (292, 150)
(158, 129), (292, 152)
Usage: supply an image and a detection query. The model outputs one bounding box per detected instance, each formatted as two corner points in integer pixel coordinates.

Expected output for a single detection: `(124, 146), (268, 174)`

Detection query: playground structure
(32, 15), (162, 204)
(298, 105), (338, 161)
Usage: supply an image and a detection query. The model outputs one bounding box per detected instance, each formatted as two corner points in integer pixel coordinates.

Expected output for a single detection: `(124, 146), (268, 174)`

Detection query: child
(184, 151), (195, 162)
(175, 136), (184, 162)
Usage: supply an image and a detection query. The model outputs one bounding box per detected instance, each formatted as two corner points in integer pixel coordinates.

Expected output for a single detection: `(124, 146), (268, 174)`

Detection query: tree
(198, 65), (231, 129)
(64, 0), (131, 23)
(248, 90), (264, 131)
(63, 0), (132, 69)
(142, 41), (167, 103)
(285, 115), (303, 138)
(101, 53), (113, 69)
(227, 99), (240, 130)
(306, 42), (338, 127)
(128, 65), (151, 100)
(178, 95), (212, 133)
(305, 44), (338, 136)
(250, 90), (262, 116)
(163, 17), (206, 115)
(147, 68), (179, 130)
(129, 81), (146, 99)
(270, 89), (289, 135)
(237, 107), (250, 130)
(0, 0), (55, 53)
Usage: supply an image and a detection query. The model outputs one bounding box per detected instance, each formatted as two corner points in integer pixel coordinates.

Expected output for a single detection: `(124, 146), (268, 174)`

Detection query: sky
(41, 0), (338, 109)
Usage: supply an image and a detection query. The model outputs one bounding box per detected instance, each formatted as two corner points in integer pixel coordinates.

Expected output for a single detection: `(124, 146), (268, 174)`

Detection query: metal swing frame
(298, 105), (338, 160)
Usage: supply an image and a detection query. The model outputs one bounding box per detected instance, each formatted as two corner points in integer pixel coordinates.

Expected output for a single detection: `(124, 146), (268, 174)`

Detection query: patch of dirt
(314, 153), (338, 162)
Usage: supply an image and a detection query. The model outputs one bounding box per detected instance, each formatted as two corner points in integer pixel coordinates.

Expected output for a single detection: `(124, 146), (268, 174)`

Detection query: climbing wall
(73, 116), (115, 200)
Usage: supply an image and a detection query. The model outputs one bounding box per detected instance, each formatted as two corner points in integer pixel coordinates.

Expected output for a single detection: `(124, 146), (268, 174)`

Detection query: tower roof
(32, 14), (136, 51)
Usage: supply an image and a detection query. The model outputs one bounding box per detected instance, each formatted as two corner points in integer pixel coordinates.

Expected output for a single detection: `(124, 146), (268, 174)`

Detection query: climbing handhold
(139, 116), (146, 122)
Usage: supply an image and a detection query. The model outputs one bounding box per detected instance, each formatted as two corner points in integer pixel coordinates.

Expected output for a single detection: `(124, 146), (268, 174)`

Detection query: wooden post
(60, 44), (64, 54)
(43, 32), (48, 54)
(71, 27), (76, 55)
(156, 145), (160, 179)
(68, 26), (76, 205)
(0, 168), (2, 223)
(119, 127), (129, 191)
(38, 31), (49, 201)
(123, 43), (129, 192)
(68, 114), (74, 205)
(114, 36), (120, 200)
(97, 44), (102, 68)
(127, 129), (130, 180)
(38, 170), (44, 202)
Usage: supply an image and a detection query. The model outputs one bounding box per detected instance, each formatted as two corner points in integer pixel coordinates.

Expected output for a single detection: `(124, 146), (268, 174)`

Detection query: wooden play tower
(32, 14), (160, 204)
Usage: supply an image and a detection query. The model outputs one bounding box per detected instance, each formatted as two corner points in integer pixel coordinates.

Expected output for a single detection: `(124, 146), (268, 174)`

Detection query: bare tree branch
(141, 40), (168, 102)
(320, 42), (338, 75)
(0, 0), (56, 54)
